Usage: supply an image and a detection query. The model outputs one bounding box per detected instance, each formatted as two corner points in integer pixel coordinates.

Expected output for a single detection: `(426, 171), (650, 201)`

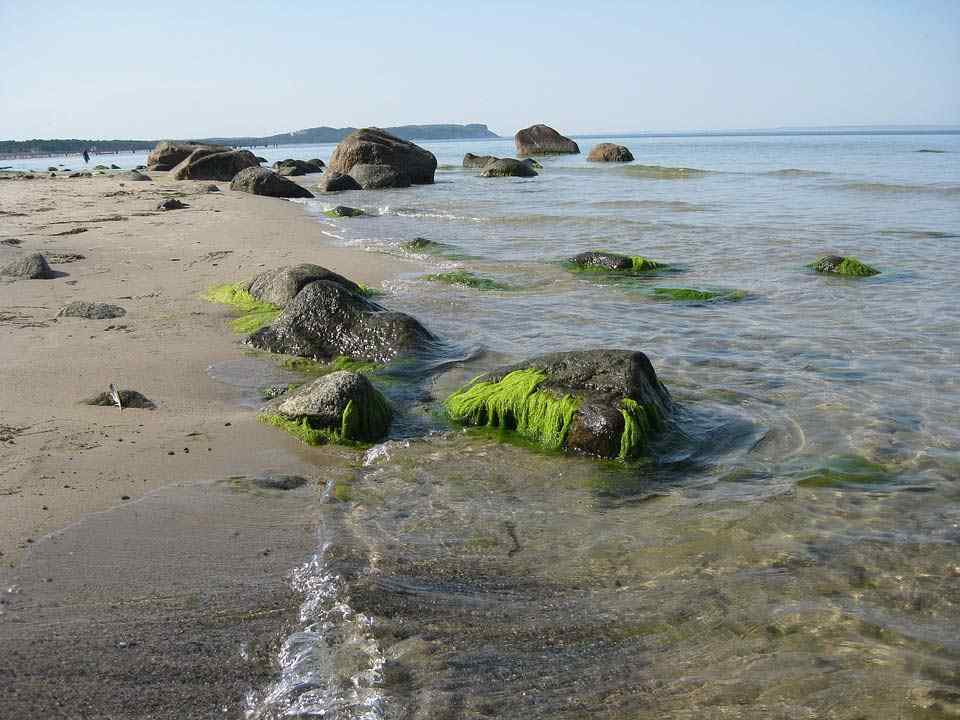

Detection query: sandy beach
(0, 171), (422, 716)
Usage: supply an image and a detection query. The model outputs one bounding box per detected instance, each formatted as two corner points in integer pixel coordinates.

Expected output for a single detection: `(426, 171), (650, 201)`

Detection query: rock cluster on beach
(514, 124), (580, 156)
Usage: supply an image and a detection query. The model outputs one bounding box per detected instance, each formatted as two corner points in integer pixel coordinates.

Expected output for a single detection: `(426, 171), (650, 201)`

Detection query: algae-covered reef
(423, 270), (511, 291)
(446, 350), (671, 460)
(651, 287), (747, 302)
(809, 255), (880, 277)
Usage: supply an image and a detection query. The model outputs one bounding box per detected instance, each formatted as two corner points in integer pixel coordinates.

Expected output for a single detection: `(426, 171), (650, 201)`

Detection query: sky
(1, 1), (958, 140)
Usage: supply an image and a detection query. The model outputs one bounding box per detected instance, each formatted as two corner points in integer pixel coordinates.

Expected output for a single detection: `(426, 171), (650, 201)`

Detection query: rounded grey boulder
(514, 124), (580, 156)
(480, 158), (538, 178)
(328, 128), (437, 185)
(58, 301), (127, 319)
(1, 253), (54, 279)
(246, 264), (362, 307)
(349, 163), (412, 189)
(172, 149), (259, 181)
(317, 171), (362, 192)
(147, 141), (229, 171)
(229, 167), (315, 199)
(587, 143), (634, 162)
(463, 153), (498, 169)
(273, 159), (325, 176)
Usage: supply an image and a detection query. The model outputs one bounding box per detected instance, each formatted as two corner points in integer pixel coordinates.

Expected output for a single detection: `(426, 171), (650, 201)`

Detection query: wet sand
(0, 171), (421, 715)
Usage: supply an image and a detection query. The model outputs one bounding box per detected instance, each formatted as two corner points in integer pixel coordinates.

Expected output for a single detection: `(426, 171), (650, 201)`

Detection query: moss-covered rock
(809, 255), (879, 277)
(246, 264), (362, 307)
(651, 287), (746, 302)
(423, 270), (511, 290)
(259, 370), (392, 446)
(446, 350), (671, 459)
(323, 205), (364, 218)
(202, 283), (282, 334)
(567, 250), (667, 273)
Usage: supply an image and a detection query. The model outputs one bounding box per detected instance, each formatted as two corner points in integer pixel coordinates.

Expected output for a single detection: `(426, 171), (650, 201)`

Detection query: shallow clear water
(167, 133), (960, 716)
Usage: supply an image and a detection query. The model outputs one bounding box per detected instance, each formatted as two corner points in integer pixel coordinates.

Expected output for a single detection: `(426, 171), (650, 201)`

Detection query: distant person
(82, 149), (90, 164)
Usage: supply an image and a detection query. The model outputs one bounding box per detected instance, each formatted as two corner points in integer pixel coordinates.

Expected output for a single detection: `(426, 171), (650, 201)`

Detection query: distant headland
(0, 123), (499, 158)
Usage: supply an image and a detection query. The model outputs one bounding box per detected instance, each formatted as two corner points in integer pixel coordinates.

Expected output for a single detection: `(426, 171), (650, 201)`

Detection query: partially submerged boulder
(83, 389), (155, 409)
(260, 370), (392, 445)
(324, 205), (364, 218)
(480, 158), (538, 178)
(349, 163), (412, 189)
(247, 280), (434, 364)
(445, 350), (672, 459)
(514, 124), (580, 156)
(171, 149), (259, 181)
(246, 264), (362, 307)
(58, 301), (126, 319)
(317, 171), (362, 192)
(568, 251), (665, 272)
(147, 141), (229, 171)
(587, 143), (634, 162)
(809, 255), (879, 277)
(1, 253), (54, 279)
(463, 153), (498, 169)
(327, 128), (437, 185)
(230, 167), (315, 198)
(273, 158), (325, 176)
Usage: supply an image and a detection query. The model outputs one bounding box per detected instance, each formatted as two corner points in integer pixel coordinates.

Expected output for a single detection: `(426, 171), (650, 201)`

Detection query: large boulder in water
(514, 124), (580, 156)
(316, 171), (362, 192)
(229, 167), (315, 198)
(587, 143), (634, 162)
(1, 253), (54, 279)
(327, 128), (437, 185)
(147, 141), (228, 171)
(349, 163), (412, 189)
(171, 149), (259, 181)
(245, 264), (362, 307)
(463, 153), (498, 169)
(568, 251), (666, 272)
(480, 158), (538, 178)
(247, 280), (434, 364)
(273, 158), (325, 176)
(445, 350), (671, 459)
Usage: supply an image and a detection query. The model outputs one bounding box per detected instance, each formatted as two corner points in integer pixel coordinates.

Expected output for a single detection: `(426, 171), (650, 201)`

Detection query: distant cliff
(0, 123), (499, 157)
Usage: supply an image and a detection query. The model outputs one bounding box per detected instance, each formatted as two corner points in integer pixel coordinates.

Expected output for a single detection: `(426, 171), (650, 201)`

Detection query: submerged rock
(316, 171), (362, 192)
(83, 389), (155, 409)
(446, 350), (671, 459)
(229, 167), (315, 199)
(58, 301), (126, 319)
(246, 264), (362, 307)
(253, 473), (308, 490)
(247, 280), (434, 364)
(463, 153), (498, 169)
(260, 371), (392, 445)
(171, 149), (259, 181)
(349, 163), (412, 189)
(568, 251), (665, 272)
(147, 141), (229, 171)
(157, 198), (187, 211)
(1, 253), (54, 279)
(328, 128), (437, 185)
(514, 124), (580, 156)
(587, 143), (634, 162)
(324, 205), (364, 218)
(480, 158), (538, 178)
(809, 255), (879, 277)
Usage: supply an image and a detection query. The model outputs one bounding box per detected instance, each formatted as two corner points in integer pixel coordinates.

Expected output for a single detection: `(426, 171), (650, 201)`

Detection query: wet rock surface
(246, 263), (362, 307)
(587, 143), (634, 162)
(316, 171), (362, 192)
(480, 158), (539, 178)
(569, 251), (634, 270)
(349, 163), (412, 189)
(252, 473), (308, 490)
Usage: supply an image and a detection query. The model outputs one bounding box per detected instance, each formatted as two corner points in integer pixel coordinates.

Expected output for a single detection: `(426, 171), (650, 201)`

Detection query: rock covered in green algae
(446, 350), (672, 459)
(809, 255), (879, 277)
(568, 251), (666, 272)
(259, 370), (392, 445)
(423, 270), (511, 290)
(245, 264), (362, 307)
(246, 279), (434, 364)
(651, 287), (746, 302)
(323, 205), (364, 218)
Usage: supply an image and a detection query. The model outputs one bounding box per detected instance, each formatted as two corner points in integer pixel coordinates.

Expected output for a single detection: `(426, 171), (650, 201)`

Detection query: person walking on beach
(82, 149), (90, 164)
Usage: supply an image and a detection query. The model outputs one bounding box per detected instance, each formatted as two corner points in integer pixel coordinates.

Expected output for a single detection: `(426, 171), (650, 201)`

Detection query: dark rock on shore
(273, 159), (325, 176)
(809, 255), (880, 277)
(253, 473), (307, 490)
(58, 301), (126, 319)
(247, 280), (434, 364)
(246, 264), (362, 307)
(172, 149), (259, 181)
(328, 128), (437, 185)
(480, 158), (538, 178)
(587, 143), (634, 162)
(1, 253), (54, 279)
(349, 163), (412, 189)
(83, 389), (155, 409)
(229, 167), (315, 199)
(514, 124), (580, 156)
(463, 153), (498, 169)
(157, 198), (188, 211)
(446, 350), (671, 459)
(316, 171), (362, 192)
(147, 141), (229, 171)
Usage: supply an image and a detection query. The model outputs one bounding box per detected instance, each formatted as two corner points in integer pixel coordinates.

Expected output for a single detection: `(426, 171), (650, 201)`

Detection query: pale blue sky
(1, 1), (958, 140)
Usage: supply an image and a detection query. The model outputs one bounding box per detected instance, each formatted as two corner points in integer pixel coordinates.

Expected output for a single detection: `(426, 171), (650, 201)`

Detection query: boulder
(157, 198), (188, 211)
(147, 141), (229, 171)
(349, 163), (412, 189)
(327, 128), (437, 185)
(83, 389), (155, 409)
(568, 251), (665, 272)
(124, 170), (152, 181)
(317, 171), (362, 192)
(445, 350), (671, 459)
(587, 143), (634, 162)
(809, 255), (879, 277)
(262, 370), (393, 444)
(58, 301), (126, 319)
(522, 158), (543, 170)
(246, 264), (362, 307)
(229, 167), (315, 199)
(247, 280), (435, 364)
(463, 153), (498, 169)
(273, 158), (325, 176)
(480, 158), (538, 178)
(1, 253), (54, 279)
(171, 149), (259, 181)
(514, 124), (580, 156)
(324, 205), (363, 218)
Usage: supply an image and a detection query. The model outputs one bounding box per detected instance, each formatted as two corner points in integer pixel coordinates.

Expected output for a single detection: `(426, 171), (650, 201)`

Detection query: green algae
(258, 384), (391, 447)
(618, 398), (663, 460)
(278, 355), (381, 376)
(323, 206), (364, 218)
(423, 270), (511, 291)
(796, 455), (896, 488)
(652, 287), (746, 302)
(809, 256), (880, 277)
(202, 283), (282, 334)
(446, 369), (580, 451)
(355, 283), (383, 298)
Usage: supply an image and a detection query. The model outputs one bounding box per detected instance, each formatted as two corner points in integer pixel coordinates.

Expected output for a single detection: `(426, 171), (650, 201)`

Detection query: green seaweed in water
(567, 253), (668, 273)
(258, 386), (392, 446)
(618, 398), (664, 460)
(278, 355), (381, 376)
(202, 283), (282, 334)
(808, 256), (880, 277)
(796, 455), (896, 488)
(652, 287), (746, 302)
(446, 369), (580, 450)
(423, 270), (511, 291)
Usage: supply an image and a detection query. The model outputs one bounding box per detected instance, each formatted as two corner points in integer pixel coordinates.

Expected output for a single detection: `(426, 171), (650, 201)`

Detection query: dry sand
(0, 170), (425, 716)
